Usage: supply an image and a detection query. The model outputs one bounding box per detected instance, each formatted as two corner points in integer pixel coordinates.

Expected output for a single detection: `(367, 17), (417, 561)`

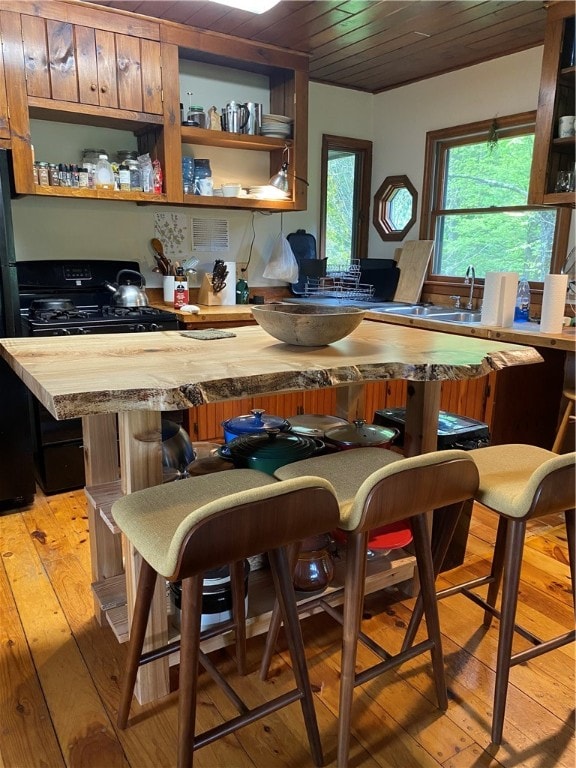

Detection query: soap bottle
(514, 277), (531, 322)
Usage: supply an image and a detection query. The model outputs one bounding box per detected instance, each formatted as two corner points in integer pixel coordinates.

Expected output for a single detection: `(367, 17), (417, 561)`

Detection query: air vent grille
(191, 217), (229, 252)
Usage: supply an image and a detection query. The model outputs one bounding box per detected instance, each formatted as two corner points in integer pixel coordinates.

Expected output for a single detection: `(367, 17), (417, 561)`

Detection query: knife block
(198, 264), (236, 306)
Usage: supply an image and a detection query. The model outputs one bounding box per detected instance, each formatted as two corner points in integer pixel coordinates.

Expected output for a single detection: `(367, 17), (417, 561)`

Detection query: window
(320, 135), (372, 269)
(373, 174), (417, 241)
(420, 112), (570, 284)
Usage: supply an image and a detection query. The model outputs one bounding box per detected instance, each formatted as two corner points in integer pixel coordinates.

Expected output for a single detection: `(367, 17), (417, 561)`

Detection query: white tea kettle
(104, 269), (149, 307)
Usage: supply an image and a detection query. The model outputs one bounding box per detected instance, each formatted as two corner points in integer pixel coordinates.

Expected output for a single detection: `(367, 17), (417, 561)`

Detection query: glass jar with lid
(186, 106), (206, 128)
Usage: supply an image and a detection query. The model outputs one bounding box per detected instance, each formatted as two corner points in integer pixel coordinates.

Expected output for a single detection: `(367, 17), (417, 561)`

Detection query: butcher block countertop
(0, 321), (543, 421)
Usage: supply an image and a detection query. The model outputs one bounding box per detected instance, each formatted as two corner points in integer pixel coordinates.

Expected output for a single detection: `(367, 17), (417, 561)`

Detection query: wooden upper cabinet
(21, 14), (162, 114)
(529, 1), (575, 206)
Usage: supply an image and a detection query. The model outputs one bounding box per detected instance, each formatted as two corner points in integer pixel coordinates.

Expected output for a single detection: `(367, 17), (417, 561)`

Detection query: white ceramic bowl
(221, 183), (242, 197)
(251, 303), (365, 346)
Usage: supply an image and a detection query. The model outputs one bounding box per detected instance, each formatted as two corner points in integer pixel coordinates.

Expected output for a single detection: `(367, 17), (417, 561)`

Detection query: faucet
(464, 264), (476, 310)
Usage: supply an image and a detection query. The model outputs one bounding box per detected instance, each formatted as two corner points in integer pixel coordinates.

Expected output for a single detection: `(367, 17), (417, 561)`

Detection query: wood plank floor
(0, 487), (573, 768)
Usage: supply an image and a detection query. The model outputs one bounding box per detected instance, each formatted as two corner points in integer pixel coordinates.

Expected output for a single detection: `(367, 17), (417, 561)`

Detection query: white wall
(11, 47), (546, 287)
(368, 46), (545, 260)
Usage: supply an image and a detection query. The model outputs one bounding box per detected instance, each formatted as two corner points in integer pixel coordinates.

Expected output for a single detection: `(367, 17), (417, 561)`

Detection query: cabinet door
(21, 15), (163, 115)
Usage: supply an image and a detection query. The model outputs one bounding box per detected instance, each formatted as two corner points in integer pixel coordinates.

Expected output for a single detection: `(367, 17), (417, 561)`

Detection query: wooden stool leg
(491, 518), (526, 746)
(402, 502), (464, 651)
(117, 559), (158, 729)
(411, 512), (448, 710)
(260, 541), (301, 681)
(483, 516), (508, 628)
(178, 575), (204, 768)
(230, 560), (247, 676)
(552, 397), (575, 453)
(337, 531), (368, 768)
(566, 509), (576, 609)
(268, 545), (324, 768)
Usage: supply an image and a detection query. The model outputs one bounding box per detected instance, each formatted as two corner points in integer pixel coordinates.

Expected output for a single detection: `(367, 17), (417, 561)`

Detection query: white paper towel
(500, 272), (519, 328)
(540, 273), (568, 334)
(480, 272), (518, 326)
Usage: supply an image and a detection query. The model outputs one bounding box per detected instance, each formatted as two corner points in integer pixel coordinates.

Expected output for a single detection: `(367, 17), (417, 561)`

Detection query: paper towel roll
(500, 272), (519, 328)
(540, 273), (568, 334)
(480, 272), (518, 326)
(481, 272), (503, 325)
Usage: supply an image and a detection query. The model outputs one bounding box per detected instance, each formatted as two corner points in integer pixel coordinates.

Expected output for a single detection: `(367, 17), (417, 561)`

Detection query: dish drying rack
(303, 259), (375, 300)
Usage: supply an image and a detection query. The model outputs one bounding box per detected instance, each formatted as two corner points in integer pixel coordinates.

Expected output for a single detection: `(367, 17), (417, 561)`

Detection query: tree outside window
(421, 112), (569, 284)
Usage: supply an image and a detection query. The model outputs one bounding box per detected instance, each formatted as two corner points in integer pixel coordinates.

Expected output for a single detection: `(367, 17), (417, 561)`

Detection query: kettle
(221, 101), (249, 134)
(104, 269), (149, 307)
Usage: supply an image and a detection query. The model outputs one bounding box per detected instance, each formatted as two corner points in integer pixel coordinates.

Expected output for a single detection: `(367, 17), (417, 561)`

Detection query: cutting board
(393, 240), (434, 303)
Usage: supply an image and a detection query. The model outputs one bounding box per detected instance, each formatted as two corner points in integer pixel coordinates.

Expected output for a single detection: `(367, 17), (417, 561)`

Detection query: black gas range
(18, 259), (178, 336)
(16, 259), (179, 494)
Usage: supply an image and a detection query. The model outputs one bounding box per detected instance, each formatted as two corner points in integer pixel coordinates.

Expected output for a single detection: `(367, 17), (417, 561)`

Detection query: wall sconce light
(268, 145), (309, 195)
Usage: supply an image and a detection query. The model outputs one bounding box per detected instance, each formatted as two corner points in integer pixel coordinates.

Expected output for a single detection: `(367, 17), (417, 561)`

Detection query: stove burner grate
(31, 308), (91, 322)
(102, 305), (164, 319)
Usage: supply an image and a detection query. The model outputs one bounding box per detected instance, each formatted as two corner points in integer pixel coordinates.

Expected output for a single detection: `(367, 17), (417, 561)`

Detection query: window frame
(319, 134), (373, 264)
(419, 111), (572, 296)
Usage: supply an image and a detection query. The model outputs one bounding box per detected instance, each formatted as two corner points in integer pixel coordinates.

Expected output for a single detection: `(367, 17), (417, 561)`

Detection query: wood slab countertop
(0, 321), (543, 420)
(365, 310), (575, 352)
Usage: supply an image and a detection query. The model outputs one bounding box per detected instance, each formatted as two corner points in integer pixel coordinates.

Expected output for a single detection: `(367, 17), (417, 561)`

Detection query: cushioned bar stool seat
(113, 468), (341, 768)
(403, 444), (576, 746)
(260, 447), (479, 767)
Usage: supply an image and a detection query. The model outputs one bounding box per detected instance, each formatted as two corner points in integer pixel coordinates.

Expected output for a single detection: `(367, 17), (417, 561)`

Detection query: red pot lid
(333, 520), (412, 550)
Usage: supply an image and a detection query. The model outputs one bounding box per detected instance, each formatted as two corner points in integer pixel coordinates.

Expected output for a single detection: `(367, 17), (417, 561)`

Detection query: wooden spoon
(150, 238), (172, 275)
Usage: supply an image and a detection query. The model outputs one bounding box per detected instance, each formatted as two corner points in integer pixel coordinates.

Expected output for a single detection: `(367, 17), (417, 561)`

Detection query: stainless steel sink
(436, 311), (482, 324)
(370, 305), (482, 324)
(373, 305), (460, 316)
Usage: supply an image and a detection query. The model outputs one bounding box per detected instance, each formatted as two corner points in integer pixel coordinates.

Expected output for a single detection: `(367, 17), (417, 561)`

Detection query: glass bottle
(94, 154), (115, 190)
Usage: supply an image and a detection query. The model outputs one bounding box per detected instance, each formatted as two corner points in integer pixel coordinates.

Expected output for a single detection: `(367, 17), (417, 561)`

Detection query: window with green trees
(421, 112), (568, 283)
(320, 135), (372, 269)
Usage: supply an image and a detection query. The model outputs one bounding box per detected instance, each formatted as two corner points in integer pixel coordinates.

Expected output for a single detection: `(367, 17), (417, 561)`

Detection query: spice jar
(48, 163), (59, 186)
(37, 162), (50, 187)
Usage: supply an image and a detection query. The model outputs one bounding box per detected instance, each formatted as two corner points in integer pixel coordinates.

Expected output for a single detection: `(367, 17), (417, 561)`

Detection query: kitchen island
(0, 321), (543, 705)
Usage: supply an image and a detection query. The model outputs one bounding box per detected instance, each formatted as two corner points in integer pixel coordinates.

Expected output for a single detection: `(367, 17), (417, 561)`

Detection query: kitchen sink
(370, 305), (482, 324)
(372, 305), (460, 316)
(437, 311), (482, 324)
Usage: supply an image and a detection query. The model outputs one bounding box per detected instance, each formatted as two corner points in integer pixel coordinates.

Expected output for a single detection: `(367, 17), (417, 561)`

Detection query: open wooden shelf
(181, 125), (292, 151)
(92, 544), (415, 648)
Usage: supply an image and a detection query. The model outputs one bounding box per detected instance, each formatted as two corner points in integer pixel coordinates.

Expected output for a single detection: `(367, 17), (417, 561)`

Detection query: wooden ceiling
(94, 1), (547, 93)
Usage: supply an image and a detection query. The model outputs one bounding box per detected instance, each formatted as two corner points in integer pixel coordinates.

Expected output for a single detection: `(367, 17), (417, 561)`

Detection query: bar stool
(113, 468), (341, 768)
(552, 388), (575, 453)
(403, 444), (576, 745)
(260, 447), (479, 767)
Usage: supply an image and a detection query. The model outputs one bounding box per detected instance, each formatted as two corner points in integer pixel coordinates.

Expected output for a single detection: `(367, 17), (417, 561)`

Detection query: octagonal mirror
(373, 174), (417, 241)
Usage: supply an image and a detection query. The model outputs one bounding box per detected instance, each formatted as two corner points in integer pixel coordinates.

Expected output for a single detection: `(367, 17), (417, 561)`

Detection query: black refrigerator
(0, 149), (36, 510)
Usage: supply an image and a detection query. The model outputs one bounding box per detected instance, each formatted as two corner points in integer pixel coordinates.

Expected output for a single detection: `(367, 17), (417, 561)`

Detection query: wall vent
(191, 217), (229, 252)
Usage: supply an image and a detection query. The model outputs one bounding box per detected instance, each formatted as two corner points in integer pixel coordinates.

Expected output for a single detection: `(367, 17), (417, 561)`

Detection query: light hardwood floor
(0, 487), (573, 768)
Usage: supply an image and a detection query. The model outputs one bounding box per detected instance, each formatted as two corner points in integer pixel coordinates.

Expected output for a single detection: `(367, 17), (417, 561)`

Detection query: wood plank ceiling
(93, 0), (547, 93)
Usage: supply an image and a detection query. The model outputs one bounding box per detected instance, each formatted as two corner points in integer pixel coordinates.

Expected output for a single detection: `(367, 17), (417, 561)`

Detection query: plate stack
(260, 113), (293, 138)
(247, 185), (290, 200)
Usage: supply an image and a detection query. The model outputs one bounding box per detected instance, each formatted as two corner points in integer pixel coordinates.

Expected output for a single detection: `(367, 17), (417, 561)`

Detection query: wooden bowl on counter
(251, 303), (365, 346)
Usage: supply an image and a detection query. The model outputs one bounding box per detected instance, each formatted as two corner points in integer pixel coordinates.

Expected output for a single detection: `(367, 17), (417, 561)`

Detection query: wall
(368, 46), (546, 260)
(11, 47), (547, 288)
